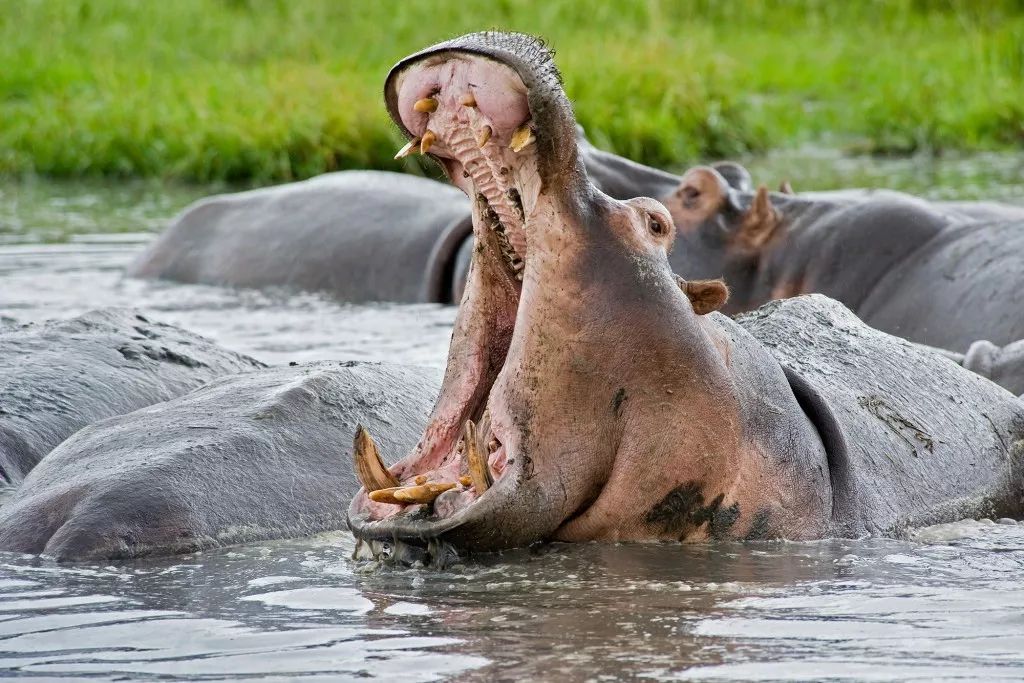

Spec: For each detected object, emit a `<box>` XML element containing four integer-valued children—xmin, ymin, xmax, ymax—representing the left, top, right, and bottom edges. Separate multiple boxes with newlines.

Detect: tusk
<box><xmin>461</xmin><ymin>93</ymin><xmax>477</xmax><ymax>107</ymax></box>
<box><xmin>394</xmin><ymin>482</ymin><xmax>456</xmax><ymax>504</ymax></box>
<box><xmin>476</xmin><ymin>125</ymin><xmax>492</xmax><ymax>148</ymax></box>
<box><xmin>394</xmin><ymin>138</ymin><xmax>420</xmax><ymax>160</ymax></box>
<box><xmin>368</xmin><ymin>482</ymin><xmax>455</xmax><ymax>505</ymax></box>
<box><xmin>779</xmin><ymin>180</ymin><xmax>794</xmax><ymax>194</ymax></box>
<box><xmin>463</xmin><ymin>419</ymin><xmax>493</xmax><ymax>493</ymax></box>
<box><xmin>420</xmin><ymin>130</ymin><xmax>437</xmax><ymax>155</ymax></box>
<box><xmin>353</xmin><ymin>425</ymin><xmax>399</xmax><ymax>492</ymax></box>
<box><xmin>413</xmin><ymin>97</ymin><xmax>438</xmax><ymax>113</ymax></box>
<box><xmin>510</xmin><ymin>123</ymin><xmax>535</xmax><ymax>152</ymax></box>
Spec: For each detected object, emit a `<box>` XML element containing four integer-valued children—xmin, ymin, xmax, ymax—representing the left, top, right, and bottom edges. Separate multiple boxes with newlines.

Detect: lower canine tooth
<box><xmin>353</xmin><ymin>425</ymin><xmax>399</xmax><ymax>492</ymax></box>
<box><xmin>420</xmin><ymin>130</ymin><xmax>437</xmax><ymax>155</ymax></box>
<box><xmin>463</xmin><ymin>419</ymin><xmax>494</xmax><ymax>493</ymax></box>
<box><xmin>510</xmin><ymin>124</ymin><xmax>535</xmax><ymax>152</ymax></box>
<box><xmin>394</xmin><ymin>139</ymin><xmax>419</xmax><ymax>160</ymax></box>
<box><xmin>476</xmin><ymin>125</ymin><xmax>492</xmax><ymax>148</ymax></box>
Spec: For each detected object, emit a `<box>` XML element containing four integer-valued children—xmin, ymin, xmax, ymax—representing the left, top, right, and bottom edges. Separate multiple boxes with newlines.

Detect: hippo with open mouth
<box><xmin>347</xmin><ymin>32</ymin><xmax>1024</xmax><ymax>565</ymax></box>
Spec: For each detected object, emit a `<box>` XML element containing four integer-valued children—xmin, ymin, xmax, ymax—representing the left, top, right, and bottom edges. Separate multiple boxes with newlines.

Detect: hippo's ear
<box><xmin>711</xmin><ymin>161</ymin><xmax>753</xmax><ymax>193</ymax></box>
<box><xmin>677</xmin><ymin>276</ymin><xmax>730</xmax><ymax>315</ymax></box>
<box><xmin>735</xmin><ymin>186</ymin><xmax>782</xmax><ymax>251</ymax></box>
<box><xmin>671</xmin><ymin>166</ymin><xmax>731</xmax><ymax>223</ymax></box>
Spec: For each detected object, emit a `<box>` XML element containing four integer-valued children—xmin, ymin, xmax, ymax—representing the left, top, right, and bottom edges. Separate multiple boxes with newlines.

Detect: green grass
<box><xmin>1</xmin><ymin>0</ymin><xmax>1022</xmax><ymax>183</ymax></box>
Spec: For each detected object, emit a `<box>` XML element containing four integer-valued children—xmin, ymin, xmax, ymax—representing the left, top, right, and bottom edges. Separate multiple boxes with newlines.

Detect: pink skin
<box><xmin>349</xmin><ymin>48</ymin><xmax>831</xmax><ymax>551</ymax></box>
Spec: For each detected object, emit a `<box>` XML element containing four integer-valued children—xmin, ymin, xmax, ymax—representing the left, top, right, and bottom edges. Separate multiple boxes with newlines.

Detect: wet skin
<box><xmin>347</xmin><ymin>32</ymin><xmax>1024</xmax><ymax>564</ymax></box>
<box><xmin>662</xmin><ymin>166</ymin><xmax>1024</xmax><ymax>351</ymax></box>
<box><xmin>0</xmin><ymin>309</ymin><xmax>261</xmax><ymax>487</ymax></box>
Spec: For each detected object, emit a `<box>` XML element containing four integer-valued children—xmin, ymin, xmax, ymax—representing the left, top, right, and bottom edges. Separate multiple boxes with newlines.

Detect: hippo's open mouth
<box><xmin>347</xmin><ymin>33</ymin><xmax>585</xmax><ymax>564</ymax></box>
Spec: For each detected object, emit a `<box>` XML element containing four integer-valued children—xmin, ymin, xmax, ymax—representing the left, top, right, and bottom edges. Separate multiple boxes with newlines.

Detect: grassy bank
<box><xmin>1</xmin><ymin>0</ymin><xmax>1022</xmax><ymax>183</ymax></box>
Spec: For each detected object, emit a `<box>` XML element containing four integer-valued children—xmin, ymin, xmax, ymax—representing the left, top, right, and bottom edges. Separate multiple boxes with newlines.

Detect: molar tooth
<box><xmin>476</xmin><ymin>125</ymin><xmax>492</xmax><ymax>148</ymax></box>
<box><xmin>413</xmin><ymin>97</ymin><xmax>438</xmax><ymax>113</ymax></box>
<box><xmin>420</xmin><ymin>130</ymin><xmax>437</xmax><ymax>155</ymax></box>
<box><xmin>414</xmin><ymin>474</ymin><xmax>428</xmax><ymax>485</ymax></box>
<box><xmin>459</xmin><ymin>475</ymin><xmax>472</xmax><ymax>486</ymax></box>
<box><xmin>393</xmin><ymin>482</ymin><xmax>456</xmax><ymax>504</ymax></box>
<box><xmin>461</xmin><ymin>93</ymin><xmax>477</xmax><ymax>107</ymax></box>
<box><xmin>394</xmin><ymin>138</ymin><xmax>420</xmax><ymax>160</ymax></box>
<box><xmin>463</xmin><ymin>419</ymin><xmax>493</xmax><ymax>493</ymax></box>
<box><xmin>353</xmin><ymin>425</ymin><xmax>399</xmax><ymax>492</ymax></box>
<box><xmin>510</xmin><ymin>124</ymin><xmax>535</xmax><ymax>153</ymax></box>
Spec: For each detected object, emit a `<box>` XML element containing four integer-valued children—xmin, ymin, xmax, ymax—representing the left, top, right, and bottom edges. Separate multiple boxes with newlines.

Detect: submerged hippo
<box><xmin>661</xmin><ymin>165</ymin><xmax>1024</xmax><ymax>351</ymax></box>
<box><xmin>346</xmin><ymin>32</ymin><xmax>1024</xmax><ymax>564</ymax></box>
<box><xmin>128</xmin><ymin>128</ymin><xmax>686</xmax><ymax>306</ymax></box>
<box><xmin>0</xmin><ymin>361</ymin><xmax>441</xmax><ymax>560</ymax></box>
<box><xmin>0</xmin><ymin>309</ymin><xmax>261</xmax><ymax>486</ymax></box>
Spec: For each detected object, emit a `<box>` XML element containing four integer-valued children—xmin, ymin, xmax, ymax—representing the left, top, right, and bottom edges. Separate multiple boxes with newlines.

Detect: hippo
<box><xmin>346</xmin><ymin>32</ymin><xmax>1024</xmax><ymax>565</ymax></box>
<box><xmin>0</xmin><ymin>309</ymin><xmax>261</xmax><ymax>486</ymax></box>
<box><xmin>0</xmin><ymin>361</ymin><xmax>441</xmax><ymax>561</ymax></box>
<box><xmin>128</xmin><ymin>123</ymin><xmax>747</xmax><ymax>306</ymax></box>
<box><xmin>661</xmin><ymin>165</ymin><xmax>1024</xmax><ymax>351</ymax></box>
<box><xmin>128</xmin><ymin>171</ymin><xmax>474</xmax><ymax>305</ymax></box>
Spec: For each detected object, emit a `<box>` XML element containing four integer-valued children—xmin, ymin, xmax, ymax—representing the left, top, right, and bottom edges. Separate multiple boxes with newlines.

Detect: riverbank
<box><xmin>2</xmin><ymin>0</ymin><xmax>1022</xmax><ymax>183</ymax></box>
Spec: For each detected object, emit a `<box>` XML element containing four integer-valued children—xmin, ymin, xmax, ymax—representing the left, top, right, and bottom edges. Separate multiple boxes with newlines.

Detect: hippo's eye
<box><xmin>648</xmin><ymin>216</ymin><xmax>666</xmax><ymax>236</ymax></box>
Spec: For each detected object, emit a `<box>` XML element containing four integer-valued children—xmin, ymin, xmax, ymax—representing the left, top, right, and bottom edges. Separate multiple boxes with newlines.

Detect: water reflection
<box><xmin>0</xmin><ymin>523</ymin><xmax>1022</xmax><ymax>680</ymax></box>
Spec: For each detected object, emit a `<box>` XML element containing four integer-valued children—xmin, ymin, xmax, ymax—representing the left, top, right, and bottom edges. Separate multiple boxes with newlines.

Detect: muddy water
<box><xmin>0</xmin><ymin>153</ymin><xmax>1023</xmax><ymax>681</ymax></box>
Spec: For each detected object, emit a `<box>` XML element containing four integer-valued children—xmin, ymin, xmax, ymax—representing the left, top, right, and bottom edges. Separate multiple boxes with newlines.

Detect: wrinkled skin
<box><xmin>0</xmin><ymin>309</ymin><xmax>262</xmax><ymax>487</ymax></box>
<box><xmin>0</xmin><ymin>361</ymin><xmax>441</xmax><ymax>561</ymax></box>
<box><xmin>662</xmin><ymin>165</ymin><xmax>1024</xmax><ymax>350</ymax></box>
<box><xmin>347</xmin><ymin>32</ymin><xmax>1024</xmax><ymax>564</ymax></box>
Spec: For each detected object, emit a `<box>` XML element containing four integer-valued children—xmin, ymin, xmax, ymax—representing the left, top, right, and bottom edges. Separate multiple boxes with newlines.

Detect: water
<box><xmin>1</xmin><ymin>152</ymin><xmax>1023</xmax><ymax>681</ymax></box>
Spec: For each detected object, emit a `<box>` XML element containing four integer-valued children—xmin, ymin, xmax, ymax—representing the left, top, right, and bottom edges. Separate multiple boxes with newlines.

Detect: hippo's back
<box><xmin>735</xmin><ymin>295</ymin><xmax>1024</xmax><ymax>535</ymax></box>
<box><xmin>0</xmin><ymin>309</ymin><xmax>262</xmax><ymax>486</ymax></box>
<box><xmin>129</xmin><ymin>171</ymin><xmax>471</xmax><ymax>303</ymax></box>
<box><xmin>0</xmin><ymin>361</ymin><xmax>441</xmax><ymax>561</ymax></box>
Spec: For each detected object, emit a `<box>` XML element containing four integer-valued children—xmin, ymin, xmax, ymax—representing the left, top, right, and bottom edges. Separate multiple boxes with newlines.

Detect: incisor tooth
<box><xmin>394</xmin><ymin>138</ymin><xmax>419</xmax><ymax>160</ymax></box>
<box><xmin>476</xmin><ymin>125</ymin><xmax>492</xmax><ymax>148</ymax></box>
<box><xmin>420</xmin><ymin>130</ymin><xmax>437</xmax><ymax>155</ymax></box>
<box><xmin>510</xmin><ymin>124</ymin><xmax>535</xmax><ymax>152</ymax></box>
<box><xmin>463</xmin><ymin>419</ymin><xmax>493</xmax><ymax>493</ymax></box>
<box><xmin>393</xmin><ymin>482</ymin><xmax>456</xmax><ymax>504</ymax></box>
<box><xmin>413</xmin><ymin>97</ymin><xmax>438</xmax><ymax>113</ymax></box>
<box><xmin>461</xmin><ymin>93</ymin><xmax>477</xmax><ymax>107</ymax></box>
<box><xmin>353</xmin><ymin>426</ymin><xmax>399</xmax><ymax>492</ymax></box>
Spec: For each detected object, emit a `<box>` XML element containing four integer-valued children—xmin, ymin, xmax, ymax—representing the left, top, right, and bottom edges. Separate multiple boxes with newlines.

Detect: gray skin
<box><xmin>346</xmin><ymin>32</ymin><xmax>1024</xmax><ymax>563</ymax></box>
<box><xmin>128</xmin><ymin>171</ymin><xmax>474</xmax><ymax>305</ymax></box>
<box><xmin>127</xmin><ymin>132</ymin><xmax>691</xmax><ymax>306</ymax></box>
<box><xmin>0</xmin><ymin>361</ymin><xmax>441</xmax><ymax>561</ymax></box>
<box><xmin>0</xmin><ymin>309</ymin><xmax>262</xmax><ymax>487</ymax></box>
<box><xmin>945</xmin><ymin>339</ymin><xmax>1024</xmax><ymax>398</ymax></box>
<box><xmin>663</xmin><ymin>167</ymin><xmax>1024</xmax><ymax>351</ymax></box>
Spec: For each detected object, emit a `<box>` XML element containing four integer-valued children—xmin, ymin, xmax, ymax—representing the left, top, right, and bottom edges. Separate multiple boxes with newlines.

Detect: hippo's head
<box><xmin>660</xmin><ymin>166</ymin><xmax>793</xmax><ymax>313</ymax></box>
<box><xmin>348</xmin><ymin>33</ymin><xmax>738</xmax><ymax>563</ymax></box>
